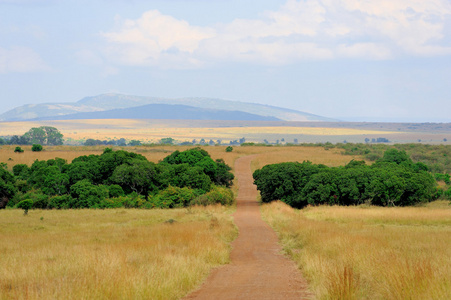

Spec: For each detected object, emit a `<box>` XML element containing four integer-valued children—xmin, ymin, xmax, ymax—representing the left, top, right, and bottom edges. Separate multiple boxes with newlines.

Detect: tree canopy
<box><xmin>4</xmin><ymin>148</ymin><xmax>234</xmax><ymax>210</ymax></box>
<box><xmin>253</xmin><ymin>151</ymin><xmax>439</xmax><ymax>208</ymax></box>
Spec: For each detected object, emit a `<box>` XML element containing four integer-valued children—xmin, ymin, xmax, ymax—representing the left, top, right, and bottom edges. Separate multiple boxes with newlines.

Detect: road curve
<box><xmin>184</xmin><ymin>155</ymin><xmax>312</xmax><ymax>300</ymax></box>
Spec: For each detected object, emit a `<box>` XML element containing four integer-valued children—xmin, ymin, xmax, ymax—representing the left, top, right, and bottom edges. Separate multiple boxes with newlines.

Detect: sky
<box><xmin>1</xmin><ymin>0</ymin><xmax>451</xmax><ymax>122</ymax></box>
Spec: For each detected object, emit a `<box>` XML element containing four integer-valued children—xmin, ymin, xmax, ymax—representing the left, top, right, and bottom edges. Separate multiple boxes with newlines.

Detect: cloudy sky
<box><xmin>1</xmin><ymin>0</ymin><xmax>451</xmax><ymax>122</ymax></box>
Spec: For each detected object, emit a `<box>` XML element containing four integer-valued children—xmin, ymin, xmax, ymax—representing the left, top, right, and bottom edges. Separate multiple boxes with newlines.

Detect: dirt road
<box><xmin>185</xmin><ymin>155</ymin><xmax>312</xmax><ymax>300</ymax></box>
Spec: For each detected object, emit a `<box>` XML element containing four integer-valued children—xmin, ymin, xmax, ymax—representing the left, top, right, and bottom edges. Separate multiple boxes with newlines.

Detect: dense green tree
<box><xmin>42</xmin><ymin>126</ymin><xmax>64</xmax><ymax>145</ymax></box>
<box><xmin>111</xmin><ymin>160</ymin><xmax>159</xmax><ymax>195</ymax></box>
<box><xmin>6</xmin><ymin>147</ymin><xmax>233</xmax><ymax>210</ymax></box>
<box><xmin>13</xmin><ymin>164</ymin><xmax>30</xmax><ymax>180</ymax></box>
<box><xmin>160</xmin><ymin>137</ymin><xmax>175</xmax><ymax>145</ymax></box>
<box><xmin>128</xmin><ymin>140</ymin><xmax>142</xmax><ymax>146</ymax></box>
<box><xmin>0</xmin><ymin>166</ymin><xmax>17</xmax><ymax>209</ymax></box>
<box><xmin>253</xmin><ymin>150</ymin><xmax>437</xmax><ymax>208</ymax></box>
<box><xmin>42</xmin><ymin>166</ymin><xmax>70</xmax><ymax>195</ymax></box>
<box><xmin>24</xmin><ymin>127</ymin><xmax>46</xmax><ymax>144</ymax></box>
<box><xmin>213</xmin><ymin>159</ymin><xmax>234</xmax><ymax>187</ymax></box>
<box><xmin>253</xmin><ymin>161</ymin><xmax>326</xmax><ymax>208</ymax></box>
<box><xmin>378</xmin><ymin>149</ymin><xmax>411</xmax><ymax>165</ymax></box>
<box><xmin>70</xmin><ymin>180</ymin><xmax>109</xmax><ymax>208</ymax></box>
<box><xmin>23</xmin><ymin>126</ymin><xmax>63</xmax><ymax>145</ymax></box>
<box><xmin>163</xmin><ymin>148</ymin><xmax>233</xmax><ymax>187</ymax></box>
<box><xmin>160</xmin><ymin>164</ymin><xmax>212</xmax><ymax>193</ymax></box>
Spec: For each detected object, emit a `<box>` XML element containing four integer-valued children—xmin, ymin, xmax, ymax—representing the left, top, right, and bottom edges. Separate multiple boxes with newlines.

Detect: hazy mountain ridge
<box><xmin>0</xmin><ymin>93</ymin><xmax>337</xmax><ymax>122</ymax></box>
<box><xmin>35</xmin><ymin>104</ymin><xmax>281</xmax><ymax>121</ymax></box>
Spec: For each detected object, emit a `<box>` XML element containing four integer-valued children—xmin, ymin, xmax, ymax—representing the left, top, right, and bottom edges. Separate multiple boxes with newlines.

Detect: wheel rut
<box><xmin>184</xmin><ymin>155</ymin><xmax>312</xmax><ymax>300</ymax></box>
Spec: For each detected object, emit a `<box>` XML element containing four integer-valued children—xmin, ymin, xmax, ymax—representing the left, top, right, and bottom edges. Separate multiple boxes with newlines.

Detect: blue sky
<box><xmin>1</xmin><ymin>0</ymin><xmax>451</xmax><ymax>122</ymax></box>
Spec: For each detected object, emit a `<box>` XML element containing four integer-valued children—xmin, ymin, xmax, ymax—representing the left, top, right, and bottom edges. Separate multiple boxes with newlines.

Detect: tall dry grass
<box><xmin>0</xmin><ymin>145</ymin><xmax>356</xmax><ymax>173</ymax></box>
<box><xmin>249</xmin><ymin>146</ymin><xmax>359</xmax><ymax>171</ymax></box>
<box><xmin>0</xmin><ymin>206</ymin><xmax>237</xmax><ymax>300</ymax></box>
<box><xmin>261</xmin><ymin>201</ymin><xmax>451</xmax><ymax>300</ymax></box>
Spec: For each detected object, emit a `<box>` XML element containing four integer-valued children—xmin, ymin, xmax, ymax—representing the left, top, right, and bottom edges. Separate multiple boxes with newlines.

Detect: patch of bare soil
<box><xmin>185</xmin><ymin>155</ymin><xmax>312</xmax><ymax>300</ymax></box>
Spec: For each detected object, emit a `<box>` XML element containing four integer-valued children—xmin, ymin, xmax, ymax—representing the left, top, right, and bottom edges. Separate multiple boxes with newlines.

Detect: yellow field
<box><xmin>0</xmin><ymin>206</ymin><xmax>237</xmax><ymax>300</ymax></box>
<box><xmin>1</xmin><ymin>143</ymin><xmax>450</xmax><ymax>299</ymax></box>
<box><xmin>261</xmin><ymin>201</ymin><xmax>451</xmax><ymax>300</ymax></box>
<box><xmin>0</xmin><ymin>119</ymin><xmax>399</xmax><ymax>144</ymax></box>
<box><xmin>0</xmin><ymin>145</ymin><xmax>359</xmax><ymax>173</ymax></box>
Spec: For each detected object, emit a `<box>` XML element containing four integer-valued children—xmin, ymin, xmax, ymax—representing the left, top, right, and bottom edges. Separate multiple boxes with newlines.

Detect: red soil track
<box><xmin>185</xmin><ymin>155</ymin><xmax>312</xmax><ymax>300</ymax></box>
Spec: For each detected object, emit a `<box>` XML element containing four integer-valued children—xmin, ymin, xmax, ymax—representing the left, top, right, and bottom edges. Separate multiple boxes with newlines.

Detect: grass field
<box><xmin>0</xmin><ymin>145</ymin><xmax>359</xmax><ymax>172</ymax></box>
<box><xmin>0</xmin><ymin>119</ymin><xmax>420</xmax><ymax>144</ymax></box>
<box><xmin>1</xmin><ymin>144</ymin><xmax>450</xmax><ymax>299</ymax></box>
<box><xmin>0</xmin><ymin>206</ymin><xmax>237</xmax><ymax>300</ymax></box>
<box><xmin>261</xmin><ymin>201</ymin><xmax>451</xmax><ymax>300</ymax></box>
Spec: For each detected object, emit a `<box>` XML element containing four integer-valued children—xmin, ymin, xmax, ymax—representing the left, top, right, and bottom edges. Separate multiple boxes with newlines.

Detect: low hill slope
<box><xmin>34</xmin><ymin>104</ymin><xmax>280</xmax><ymax>121</ymax></box>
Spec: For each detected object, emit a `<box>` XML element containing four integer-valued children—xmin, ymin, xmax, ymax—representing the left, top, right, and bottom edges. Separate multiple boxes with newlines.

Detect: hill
<box><xmin>34</xmin><ymin>104</ymin><xmax>280</xmax><ymax>121</ymax></box>
<box><xmin>0</xmin><ymin>93</ymin><xmax>337</xmax><ymax>122</ymax></box>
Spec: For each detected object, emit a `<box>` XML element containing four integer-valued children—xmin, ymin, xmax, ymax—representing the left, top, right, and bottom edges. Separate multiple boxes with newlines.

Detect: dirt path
<box><xmin>185</xmin><ymin>155</ymin><xmax>312</xmax><ymax>300</ymax></box>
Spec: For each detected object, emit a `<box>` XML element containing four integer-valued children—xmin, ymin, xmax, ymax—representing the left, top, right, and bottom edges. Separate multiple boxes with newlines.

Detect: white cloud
<box><xmin>102</xmin><ymin>0</ymin><xmax>451</xmax><ymax>68</ymax></box>
<box><xmin>0</xmin><ymin>46</ymin><xmax>51</xmax><ymax>73</ymax></box>
<box><xmin>102</xmin><ymin>10</ymin><xmax>215</xmax><ymax>68</ymax></box>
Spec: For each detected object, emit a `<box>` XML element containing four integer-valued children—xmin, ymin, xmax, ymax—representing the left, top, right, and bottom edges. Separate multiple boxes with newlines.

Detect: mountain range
<box><xmin>0</xmin><ymin>94</ymin><xmax>337</xmax><ymax>122</ymax></box>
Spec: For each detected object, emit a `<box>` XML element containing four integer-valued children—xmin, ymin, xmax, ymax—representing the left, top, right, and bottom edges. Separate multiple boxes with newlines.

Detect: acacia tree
<box><xmin>24</xmin><ymin>126</ymin><xmax>63</xmax><ymax>145</ymax></box>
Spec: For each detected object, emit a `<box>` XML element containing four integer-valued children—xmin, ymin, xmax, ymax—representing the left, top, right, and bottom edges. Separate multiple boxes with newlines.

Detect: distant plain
<box><xmin>1</xmin><ymin>119</ymin><xmax>451</xmax><ymax>145</ymax></box>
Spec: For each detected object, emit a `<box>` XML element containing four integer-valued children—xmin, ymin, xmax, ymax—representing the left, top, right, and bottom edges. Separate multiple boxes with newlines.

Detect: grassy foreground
<box><xmin>0</xmin><ymin>206</ymin><xmax>237</xmax><ymax>300</ymax></box>
<box><xmin>261</xmin><ymin>201</ymin><xmax>451</xmax><ymax>300</ymax></box>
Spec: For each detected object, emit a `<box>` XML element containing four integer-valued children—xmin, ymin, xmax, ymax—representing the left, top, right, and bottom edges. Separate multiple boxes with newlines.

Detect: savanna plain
<box><xmin>1</xmin><ymin>144</ymin><xmax>450</xmax><ymax>299</ymax></box>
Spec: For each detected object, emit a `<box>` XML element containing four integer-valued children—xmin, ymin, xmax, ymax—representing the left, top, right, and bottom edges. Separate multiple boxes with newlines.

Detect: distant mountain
<box><xmin>35</xmin><ymin>104</ymin><xmax>280</xmax><ymax>121</ymax></box>
<box><xmin>0</xmin><ymin>93</ymin><xmax>337</xmax><ymax>122</ymax></box>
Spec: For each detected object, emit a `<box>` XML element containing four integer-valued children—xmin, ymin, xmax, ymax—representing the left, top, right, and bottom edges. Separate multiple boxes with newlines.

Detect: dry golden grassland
<box><xmin>261</xmin><ymin>201</ymin><xmax>451</xmax><ymax>300</ymax></box>
<box><xmin>0</xmin><ymin>206</ymin><xmax>237</xmax><ymax>300</ymax></box>
<box><xmin>0</xmin><ymin>119</ymin><xmax>400</xmax><ymax>144</ymax></box>
<box><xmin>0</xmin><ymin>145</ymin><xmax>356</xmax><ymax>172</ymax></box>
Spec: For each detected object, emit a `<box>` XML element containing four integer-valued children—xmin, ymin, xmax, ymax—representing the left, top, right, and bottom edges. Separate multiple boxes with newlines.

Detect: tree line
<box><xmin>0</xmin><ymin>126</ymin><xmax>64</xmax><ymax>146</ymax></box>
<box><xmin>0</xmin><ymin>148</ymin><xmax>234</xmax><ymax>211</ymax></box>
<box><xmin>253</xmin><ymin>149</ymin><xmax>446</xmax><ymax>208</ymax></box>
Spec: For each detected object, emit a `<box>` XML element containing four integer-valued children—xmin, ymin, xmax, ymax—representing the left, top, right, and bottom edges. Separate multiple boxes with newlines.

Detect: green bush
<box><xmin>48</xmin><ymin>195</ymin><xmax>73</xmax><ymax>209</ymax></box>
<box><xmin>32</xmin><ymin>144</ymin><xmax>43</xmax><ymax>152</ymax></box>
<box><xmin>14</xmin><ymin>147</ymin><xmax>24</xmax><ymax>153</ymax></box>
<box><xmin>148</xmin><ymin>186</ymin><xmax>199</xmax><ymax>208</ymax></box>
<box><xmin>121</xmin><ymin>193</ymin><xmax>147</xmax><ymax>208</ymax></box>
<box><xmin>70</xmin><ymin>180</ymin><xmax>109</xmax><ymax>208</ymax></box>
<box><xmin>192</xmin><ymin>186</ymin><xmax>234</xmax><ymax>206</ymax></box>
<box><xmin>17</xmin><ymin>199</ymin><xmax>33</xmax><ymax>215</ymax></box>
<box><xmin>226</xmin><ymin>146</ymin><xmax>233</xmax><ymax>152</ymax></box>
<box><xmin>108</xmin><ymin>184</ymin><xmax>125</xmax><ymax>198</ymax></box>
<box><xmin>97</xmin><ymin>197</ymin><xmax>125</xmax><ymax>209</ymax></box>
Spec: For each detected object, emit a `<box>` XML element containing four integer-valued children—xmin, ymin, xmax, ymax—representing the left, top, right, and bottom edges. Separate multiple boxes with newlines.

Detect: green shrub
<box><xmin>148</xmin><ymin>186</ymin><xmax>199</xmax><ymax>208</ymax></box>
<box><xmin>17</xmin><ymin>199</ymin><xmax>33</xmax><ymax>215</ymax></box>
<box><xmin>108</xmin><ymin>184</ymin><xmax>125</xmax><ymax>198</ymax></box>
<box><xmin>31</xmin><ymin>144</ymin><xmax>43</xmax><ymax>152</ymax></box>
<box><xmin>48</xmin><ymin>195</ymin><xmax>74</xmax><ymax>209</ymax></box>
<box><xmin>70</xmin><ymin>180</ymin><xmax>109</xmax><ymax>208</ymax></box>
<box><xmin>225</xmin><ymin>146</ymin><xmax>233</xmax><ymax>152</ymax></box>
<box><xmin>14</xmin><ymin>147</ymin><xmax>24</xmax><ymax>153</ymax></box>
<box><xmin>97</xmin><ymin>197</ymin><xmax>125</xmax><ymax>209</ymax></box>
<box><xmin>121</xmin><ymin>192</ymin><xmax>147</xmax><ymax>208</ymax></box>
<box><xmin>192</xmin><ymin>186</ymin><xmax>234</xmax><ymax>206</ymax></box>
